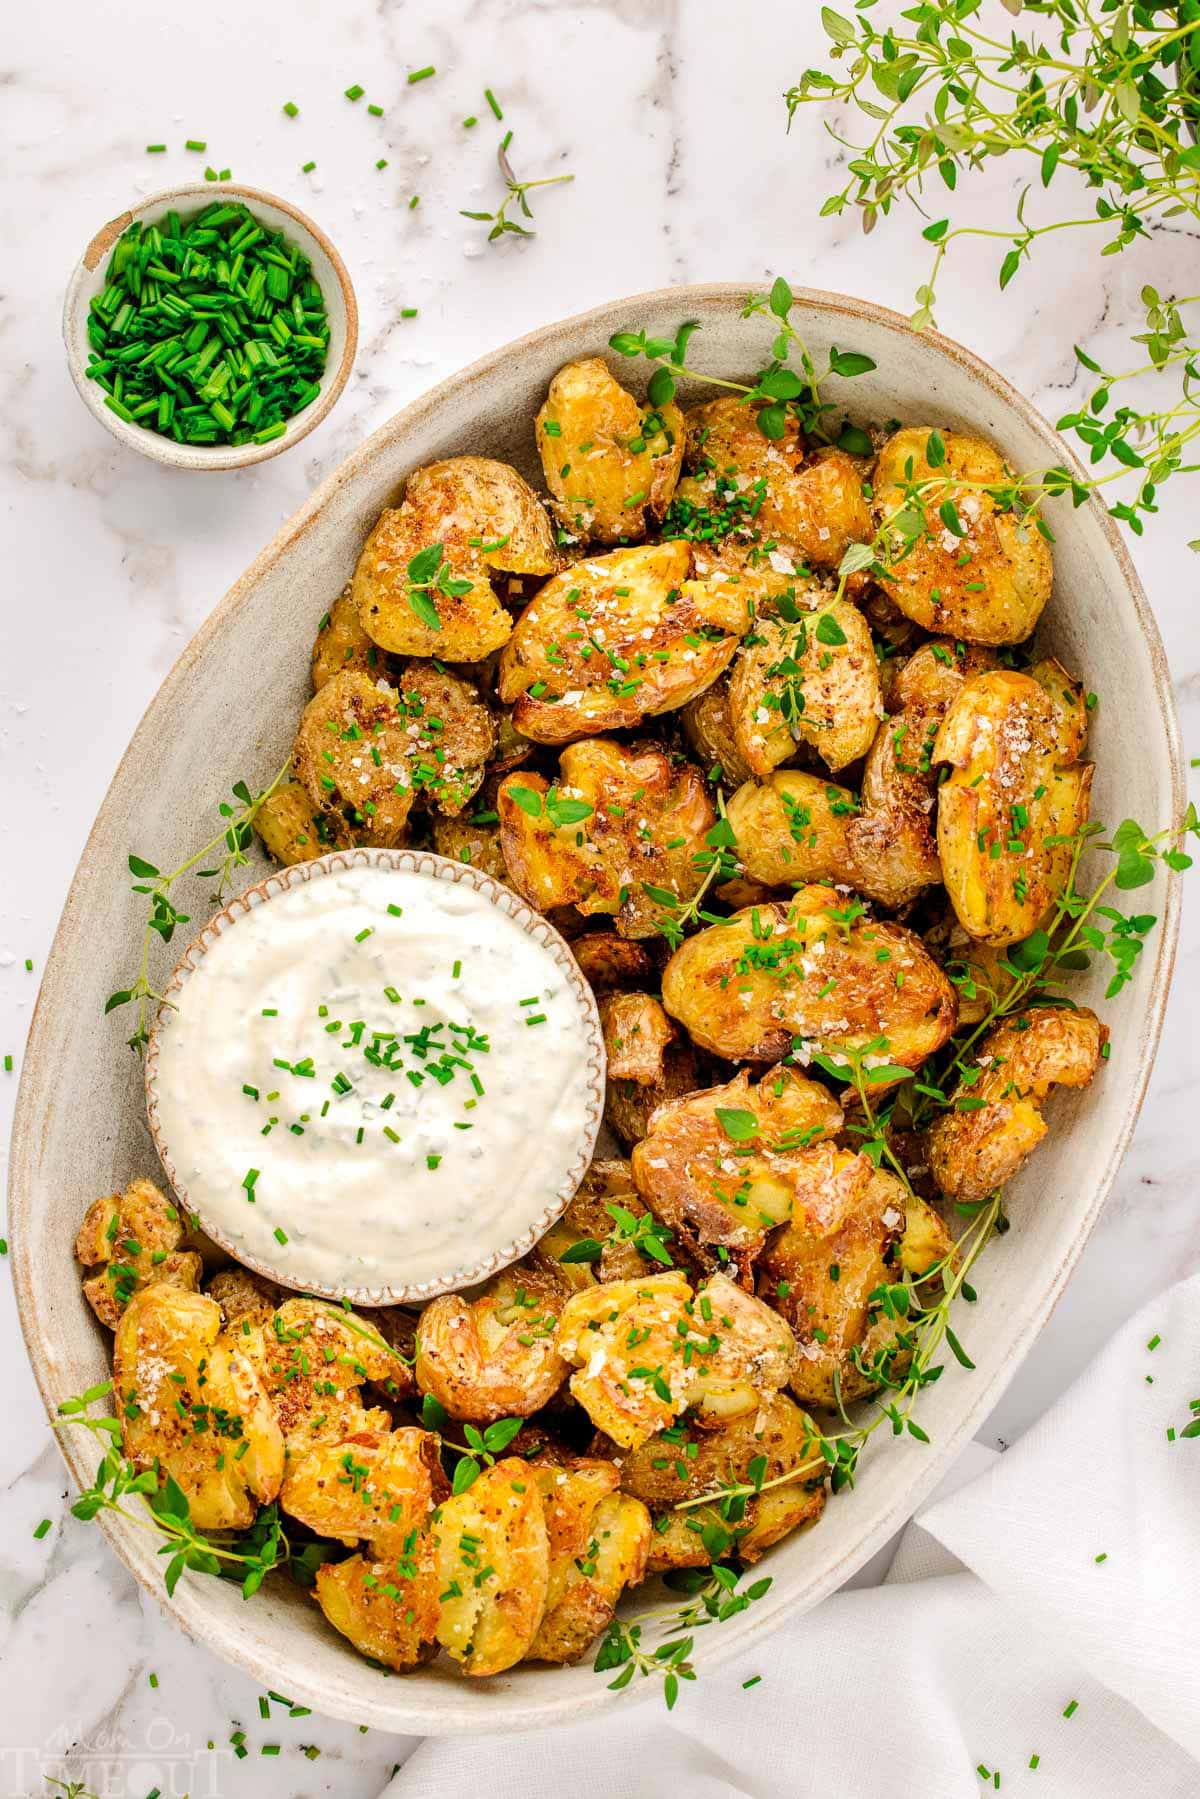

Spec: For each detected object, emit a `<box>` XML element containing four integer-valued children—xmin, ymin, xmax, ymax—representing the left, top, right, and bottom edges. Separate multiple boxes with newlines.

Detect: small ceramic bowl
<box><xmin>144</xmin><ymin>846</ymin><xmax>606</xmax><ymax>1304</ymax></box>
<box><xmin>62</xmin><ymin>182</ymin><xmax>358</xmax><ymax>471</ymax></box>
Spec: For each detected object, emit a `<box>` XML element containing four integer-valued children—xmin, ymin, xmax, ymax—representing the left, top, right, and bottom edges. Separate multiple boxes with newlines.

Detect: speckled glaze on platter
<box><xmin>8</xmin><ymin>287</ymin><xmax>1183</xmax><ymax>1735</ymax></box>
<box><xmin>144</xmin><ymin>846</ymin><xmax>606</xmax><ymax>1305</ymax></box>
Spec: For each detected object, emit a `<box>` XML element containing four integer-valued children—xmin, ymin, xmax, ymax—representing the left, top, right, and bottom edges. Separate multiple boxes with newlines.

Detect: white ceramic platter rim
<box><xmin>9</xmin><ymin>285</ymin><xmax>1184</xmax><ymax>1734</ymax></box>
<box><xmin>143</xmin><ymin>846</ymin><xmax>606</xmax><ymax>1304</ymax></box>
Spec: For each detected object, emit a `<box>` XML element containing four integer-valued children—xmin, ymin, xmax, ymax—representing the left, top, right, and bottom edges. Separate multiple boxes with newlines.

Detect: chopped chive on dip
<box><xmin>83</xmin><ymin>201</ymin><xmax>330</xmax><ymax>448</ymax></box>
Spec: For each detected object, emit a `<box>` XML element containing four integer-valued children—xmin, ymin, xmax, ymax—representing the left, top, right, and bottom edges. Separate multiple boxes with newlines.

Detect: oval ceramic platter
<box><xmin>9</xmin><ymin>287</ymin><xmax>1184</xmax><ymax>1734</ymax></box>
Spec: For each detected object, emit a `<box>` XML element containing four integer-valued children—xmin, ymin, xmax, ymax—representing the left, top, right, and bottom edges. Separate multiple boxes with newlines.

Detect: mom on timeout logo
<box><xmin>1</xmin><ymin>1716</ymin><xmax>232</xmax><ymax>1799</ymax></box>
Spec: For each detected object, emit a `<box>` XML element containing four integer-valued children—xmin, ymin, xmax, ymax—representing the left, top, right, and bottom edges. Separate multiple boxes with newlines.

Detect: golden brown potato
<box><xmin>630</xmin><ymin>1066</ymin><xmax>843</xmax><ymax>1258</ymax></box>
<box><xmin>115</xmin><ymin>1285</ymin><xmax>284</xmax><ymax>1530</ymax></box>
<box><xmin>294</xmin><ymin>666</ymin><xmax>495</xmax><ymax>846</ymax></box>
<box><xmin>685</xmin><ymin>1272</ymin><xmax>800</xmax><ymax>1421</ymax></box>
<box><xmin>283</xmin><ymin>1424</ymin><xmax>443</xmax><ymax>1547</ymax></box>
<box><xmin>935</xmin><ymin>661</ymin><xmax>1093</xmax><ymax>945</ymax></box>
<box><xmin>526</xmin><ymin>1456</ymin><xmax>651</xmax><ymax>1664</ymax></box>
<box><xmin>204</xmin><ymin>1268</ymin><xmax>282</xmax><ymax>1333</ymax></box>
<box><xmin>677</xmin><ymin>399</ymin><xmax>871</xmax><ymax>571</ymax></box>
<box><xmin>873</xmin><ymin>427</ymin><xmax>1053</xmax><ymax>644</ymax></box>
<box><xmin>681</xmin><ymin>676</ymin><xmax>757</xmax><ymax>789</ymax></box>
<box><xmin>727</xmin><ymin>599</ymin><xmax>881</xmax><ymax>776</ymax></box>
<box><xmin>75</xmin><ymin>1178</ymin><xmax>201</xmax><ymax>1329</ymax></box>
<box><xmin>556</xmin><ymin>1271</ymin><xmax>695</xmax><ymax>1448</ymax></box>
<box><xmin>497</xmin><ymin>541</ymin><xmax>751</xmax><ymax>743</ymax></box>
<box><xmin>758</xmin><ymin>1158</ymin><xmax>912</xmax><ymax>1407</ymax></box>
<box><xmin>599</xmin><ymin>991</ymin><xmax>677</xmax><ymax>1084</ymax></box>
<box><xmin>431</xmin><ymin>1457</ymin><xmax>550</xmax><ymax>1675</ymax></box>
<box><xmin>314</xmin><ymin>1540</ymin><xmax>440</xmax><ymax>1672</ymax></box>
<box><xmin>899</xmin><ymin>1192</ymin><xmax>956</xmax><ymax>1278</ymax></box>
<box><xmin>253</xmin><ymin>779</ymin><xmax>341</xmax><ymax>866</ymax></box>
<box><xmin>660</xmin><ymin>889</ymin><xmax>957</xmax><ymax>1069</ymax></box>
<box><xmin>414</xmin><ymin>1265</ymin><xmax>568</xmax><ymax>1424</ymax></box>
<box><xmin>572</xmin><ymin>933</ymin><xmax>655</xmax><ymax>994</ymax></box>
<box><xmin>354</xmin><ymin>456</ymin><xmax>558</xmax><ymax>661</ymax></box>
<box><xmin>536</xmin><ymin>357</ymin><xmax>684</xmax><ymax>545</ymax></box>
<box><xmin>605</xmin><ymin>1032</ymin><xmax>700</xmax><ymax>1148</ymax></box>
<box><xmin>312</xmin><ymin>589</ymin><xmax>387</xmax><ymax>691</ymax></box>
<box><xmin>431</xmin><ymin>810</ymin><xmax>510</xmax><ymax>882</ymax></box>
<box><xmin>604</xmin><ymin>1391</ymin><xmax>826</xmax><ymax>1568</ymax></box>
<box><xmin>497</xmin><ymin>738</ymin><xmax>716</xmax><ymax>940</ymax></box>
<box><xmin>262</xmin><ymin>1298</ymin><xmax>404</xmax><ymax>1445</ymax></box>
<box><xmin>927</xmin><ymin>1005</ymin><xmax>1106</xmax><ymax>1202</ymax></box>
<box><xmin>530</xmin><ymin>1159</ymin><xmax>656</xmax><ymax>1291</ymax></box>
<box><xmin>726</xmin><ymin>770</ymin><xmax>856</xmax><ymax>891</ymax></box>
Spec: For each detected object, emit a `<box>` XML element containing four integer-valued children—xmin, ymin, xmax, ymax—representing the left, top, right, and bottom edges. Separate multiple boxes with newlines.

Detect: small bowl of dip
<box><xmin>145</xmin><ymin>848</ymin><xmax>606</xmax><ymax>1303</ymax></box>
<box><xmin>62</xmin><ymin>182</ymin><xmax>358</xmax><ymax>471</ymax></box>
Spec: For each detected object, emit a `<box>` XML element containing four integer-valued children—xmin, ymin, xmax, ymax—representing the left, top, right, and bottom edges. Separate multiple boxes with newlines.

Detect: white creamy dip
<box><xmin>150</xmin><ymin>864</ymin><xmax>597</xmax><ymax>1292</ymax></box>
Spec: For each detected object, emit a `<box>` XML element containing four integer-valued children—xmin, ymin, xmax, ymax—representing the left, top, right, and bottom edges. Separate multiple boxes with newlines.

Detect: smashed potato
<box><xmin>414</xmin><ymin>1265</ymin><xmax>568</xmax><ymax>1423</ymax></box>
<box><xmin>527</xmin><ymin>1455</ymin><xmax>651</xmax><ymax>1664</ymax></box>
<box><xmin>75</xmin><ymin>1178</ymin><xmax>201</xmax><ymax>1329</ymax></box>
<box><xmin>571</xmin><ymin>932</ymin><xmax>655</xmax><ymax>994</ymax></box>
<box><xmin>312</xmin><ymin>589</ymin><xmax>387</xmax><ymax>690</ymax></box>
<box><xmin>262</xmin><ymin>1298</ymin><xmax>405</xmax><ymax>1445</ymax></box>
<box><xmin>660</xmin><ymin>889</ymin><xmax>957</xmax><ymax>1068</ymax></box>
<box><xmin>497</xmin><ymin>737</ymin><xmax>715</xmax><ymax>939</ymax></box>
<box><xmin>205</xmin><ymin>1267</ymin><xmax>282</xmax><ymax>1332</ymax></box>
<box><xmin>115</xmin><ymin>1285</ymin><xmax>283</xmax><ymax>1530</ymax></box>
<box><xmin>253</xmin><ymin>779</ymin><xmax>340</xmax><ymax>866</ymax></box>
<box><xmin>927</xmin><ymin>1005</ymin><xmax>1106</xmax><ymax>1202</ymax></box>
<box><xmin>681</xmin><ymin>675</ymin><xmax>757</xmax><ymax>789</ymax></box>
<box><xmin>315</xmin><ymin>1539</ymin><xmax>440</xmax><ymax>1672</ymax></box>
<box><xmin>935</xmin><ymin>661</ymin><xmax>1093</xmax><ymax>945</ymax></box>
<box><xmin>873</xmin><ymin>427</ymin><xmax>1053</xmax><ymax>644</ymax></box>
<box><xmin>497</xmin><ymin>541</ymin><xmax>751</xmax><ymax>742</ymax></box>
<box><xmin>726</xmin><ymin>769</ymin><xmax>857</xmax><ymax>890</ymax></box>
<box><xmin>354</xmin><ymin>455</ymin><xmax>558</xmax><ymax>661</ymax></box>
<box><xmin>430</xmin><ymin>808</ymin><xmax>510</xmax><ymax>882</ymax></box>
<box><xmin>599</xmin><ymin>991</ymin><xmax>677</xmax><ymax>1085</ymax></box>
<box><xmin>630</xmin><ymin>1066</ymin><xmax>843</xmax><ymax>1259</ymax></box>
<box><xmin>536</xmin><ymin>357</ymin><xmax>684</xmax><ymax>544</ymax></box>
<box><xmin>282</xmin><ymin>1424</ymin><xmax>443</xmax><ymax>1548</ymax></box>
<box><xmin>432</xmin><ymin>1458</ymin><xmax>550</xmax><ymax>1675</ymax></box>
<box><xmin>727</xmin><ymin>599</ymin><xmax>881</xmax><ymax>776</ymax></box>
<box><xmin>531</xmin><ymin>1159</ymin><xmax>656</xmax><ymax>1291</ymax></box>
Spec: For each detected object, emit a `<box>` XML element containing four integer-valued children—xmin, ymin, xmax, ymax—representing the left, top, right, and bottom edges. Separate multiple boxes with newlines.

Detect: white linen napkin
<box><xmin>388</xmin><ymin>1271</ymin><xmax>1200</xmax><ymax>1799</ymax></box>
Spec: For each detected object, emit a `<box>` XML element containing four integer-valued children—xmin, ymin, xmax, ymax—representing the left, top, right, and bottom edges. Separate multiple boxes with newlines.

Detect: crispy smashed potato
<box><xmin>263</xmin><ymin>1298</ymin><xmax>405</xmax><ymax>1446</ymax></box>
<box><xmin>531</xmin><ymin>1159</ymin><xmax>655</xmax><ymax>1291</ymax></box>
<box><xmin>431</xmin><ymin>809</ymin><xmax>510</xmax><ymax>881</ymax></box>
<box><xmin>497</xmin><ymin>737</ymin><xmax>715</xmax><ymax>939</ymax></box>
<box><xmin>205</xmin><ymin>1268</ymin><xmax>282</xmax><ymax>1332</ymax></box>
<box><xmin>599</xmin><ymin>991</ymin><xmax>677</xmax><ymax>1084</ymax></box>
<box><xmin>115</xmin><ymin>1285</ymin><xmax>283</xmax><ymax>1529</ymax></box>
<box><xmin>527</xmin><ymin>1455</ymin><xmax>651</xmax><ymax>1664</ymax></box>
<box><xmin>758</xmin><ymin>1157</ymin><xmax>913</xmax><ymax>1407</ymax></box>
<box><xmin>414</xmin><ymin>1265</ymin><xmax>568</xmax><ymax>1423</ymax></box>
<box><xmin>681</xmin><ymin>675</ymin><xmax>757</xmax><ymax>789</ymax></box>
<box><xmin>253</xmin><ymin>779</ymin><xmax>340</xmax><ymax>866</ymax></box>
<box><xmin>728</xmin><ymin>599</ymin><xmax>881</xmax><ymax>776</ymax></box>
<box><xmin>293</xmin><ymin>666</ymin><xmax>495</xmax><ymax>846</ymax></box>
<box><xmin>873</xmin><ymin>427</ymin><xmax>1053</xmax><ymax>644</ymax></box>
<box><xmin>536</xmin><ymin>357</ymin><xmax>684</xmax><ymax>545</ymax></box>
<box><xmin>75</xmin><ymin>1178</ymin><xmax>201</xmax><ymax>1329</ymax></box>
<box><xmin>661</xmin><ymin>888</ymin><xmax>957</xmax><ymax>1068</ymax></box>
<box><xmin>312</xmin><ymin>589</ymin><xmax>387</xmax><ymax>690</ymax></box>
<box><xmin>630</xmin><ymin>1066</ymin><xmax>843</xmax><ymax>1259</ymax></box>
<box><xmin>571</xmin><ymin>933</ymin><xmax>655</xmax><ymax>993</ymax></box>
<box><xmin>497</xmin><ymin>541</ymin><xmax>751</xmax><ymax>742</ymax></box>
<box><xmin>927</xmin><ymin>1005</ymin><xmax>1106</xmax><ymax>1202</ymax></box>
<box><xmin>605</xmin><ymin>1029</ymin><xmax>700</xmax><ymax>1148</ymax></box>
<box><xmin>283</xmin><ymin>1424</ymin><xmax>443</xmax><ymax>1547</ymax></box>
<box><xmin>935</xmin><ymin>661</ymin><xmax>1092</xmax><ymax>945</ymax></box>
<box><xmin>315</xmin><ymin>1540</ymin><xmax>440</xmax><ymax>1672</ymax></box>
<box><xmin>431</xmin><ymin>1458</ymin><xmax>550</xmax><ymax>1675</ymax></box>
<box><xmin>354</xmin><ymin>455</ymin><xmax>558</xmax><ymax>661</ymax></box>
<box><xmin>726</xmin><ymin>769</ymin><xmax>857</xmax><ymax>891</ymax></box>
<box><xmin>605</xmin><ymin>1391</ymin><xmax>826</xmax><ymax>1568</ymax></box>
<box><xmin>675</xmin><ymin>399</ymin><xmax>871</xmax><ymax>571</ymax></box>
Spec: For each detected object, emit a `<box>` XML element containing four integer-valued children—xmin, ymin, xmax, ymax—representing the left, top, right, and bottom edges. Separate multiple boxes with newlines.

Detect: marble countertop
<box><xmin>1</xmin><ymin>1</ymin><xmax>1196</xmax><ymax>1792</ymax></box>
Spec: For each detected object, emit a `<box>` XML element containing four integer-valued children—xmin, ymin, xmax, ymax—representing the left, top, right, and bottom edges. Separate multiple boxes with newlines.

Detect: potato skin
<box><xmin>497</xmin><ymin>541</ymin><xmax>751</xmax><ymax>743</ymax></box>
<box><xmin>536</xmin><ymin>357</ymin><xmax>684</xmax><ymax>545</ymax></box>
<box><xmin>728</xmin><ymin>600</ymin><xmax>881</xmax><ymax>777</ymax></box>
<box><xmin>115</xmin><ymin>1285</ymin><xmax>284</xmax><ymax>1530</ymax></box>
<box><xmin>526</xmin><ymin>1458</ymin><xmax>651</xmax><ymax>1664</ymax></box>
<box><xmin>935</xmin><ymin>661</ymin><xmax>1092</xmax><ymax>945</ymax></box>
<box><xmin>312</xmin><ymin>589</ymin><xmax>388</xmax><ymax>691</ymax></box>
<box><xmin>556</xmin><ymin>1271</ymin><xmax>695</xmax><ymax>1448</ymax></box>
<box><xmin>497</xmin><ymin>738</ymin><xmax>716</xmax><ymax>939</ymax></box>
<box><xmin>253</xmin><ymin>779</ymin><xmax>341</xmax><ymax>866</ymax></box>
<box><xmin>571</xmin><ymin>933</ymin><xmax>655</xmax><ymax>994</ymax></box>
<box><xmin>431</xmin><ymin>1458</ymin><xmax>551</xmax><ymax>1675</ymax></box>
<box><xmin>927</xmin><ymin>1005</ymin><xmax>1106</xmax><ymax>1202</ymax></box>
<box><xmin>75</xmin><ymin>1178</ymin><xmax>201</xmax><ymax>1329</ymax></box>
<box><xmin>873</xmin><ymin>427</ymin><xmax>1053</xmax><ymax>644</ymax></box>
<box><xmin>354</xmin><ymin>456</ymin><xmax>558</xmax><ymax>661</ymax></box>
<box><xmin>681</xmin><ymin>676</ymin><xmax>757</xmax><ymax>789</ymax></box>
<box><xmin>605</xmin><ymin>1034</ymin><xmax>700</xmax><ymax>1149</ymax></box>
<box><xmin>205</xmin><ymin>1267</ymin><xmax>282</xmax><ymax>1332</ymax></box>
<box><xmin>630</xmin><ymin>1065</ymin><xmax>843</xmax><ymax>1257</ymax></box>
<box><xmin>660</xmin><ymin>889</ymin><xmax>957</xmax><ymax>1069</ymax></box>
<box><xmin>599</xmin><ymin>991</ymin><xmax>677</xmax><ymax>1084</ymax></box>
<box><xmin>431</xmin><ymin>811</ymin><xmax>510</xmax><ymax>882</ymax></box>
<box><xmin>414</xmin><ymin>1265</ymin><xmax>568</xmax><ymax>1423</ymax></box>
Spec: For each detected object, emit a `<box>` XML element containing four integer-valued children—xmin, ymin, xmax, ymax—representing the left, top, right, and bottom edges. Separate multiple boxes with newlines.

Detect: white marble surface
<box><xmin>1</xmin><ymin>0</ymin><xmax>1196</xmax><ymax>1792</ymax></box>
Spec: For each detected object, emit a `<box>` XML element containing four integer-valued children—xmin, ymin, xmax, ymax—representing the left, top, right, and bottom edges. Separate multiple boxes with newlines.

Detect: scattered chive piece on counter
<box><xmin>3</xmin><ymin>1056</ymin><xmax>12</xmax><ymax>1074</ymax></box>
<box><xmin>485</xmin><ymin>87</ymin><xmax>503</xmax><ymax>119</ymax></box>
<box><xmin>408</xmin><ymin>65</ymin><xmax>436</xmax><ymax>83</ymax></box>
<box><xmin>302</xmin><ymin>160</ymin><xmax>316</xmax><ymax>173</ymax></box>
<box><xmin>283</xmin><ymin>101</ymin><xmax>299</xmax><ymax>118</ymax></box>
<box><xmin>345</xmin><ymin>84</ymin><xmax>365</xmax><ymax>101</ymax></box>
<box><xmin>146</xmin><ymin>143</ymin><xmax>167</xmax><ymax>154</ymax></box>
<box><xmin>401</xmin><ymin>307</ymin><xmax>418</xmax><ymax>318</ymax></box>
<box><xmin>1062</xmin><ymin>1700</ymin><xmax>1079</xmax><ymax>1720</ymax></box>
<box><xmin>368</xmin><ymin>103</ymin><xmax>384</xmax><ymax>117</ymax></box>
<box><xmin>33</xmin><ymin>1519</ymin><xmax>52</xmax><ymax>1540</ymax></box>
<box><xmin>184</xmin><ymin>138</ymin><xmax>207</xmax><ymax>152</ymax></box>
<box><xmin>83</xmin><ymin>201</ymin><xmax>329</xmax><ymax>447</ymax></box>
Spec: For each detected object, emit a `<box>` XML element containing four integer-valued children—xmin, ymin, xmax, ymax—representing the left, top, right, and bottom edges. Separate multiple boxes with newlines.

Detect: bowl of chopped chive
<box><xmin>62</xmin><ymin>183</ymin><xmax>357</xmax><ymax>469</ymax></box>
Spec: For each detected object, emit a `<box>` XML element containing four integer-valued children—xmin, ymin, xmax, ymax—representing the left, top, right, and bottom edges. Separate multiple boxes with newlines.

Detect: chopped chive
<box><xmin>283</xmin><ymin>101</ymin><xmax>299</xmax><ymax>118</ymax></box>
<box><xmin>345</xmin><ymin>84</ymin><xmax>365</xmax><ymax>101</ymax></box>
<box><xmin>408</xmin><ymin>65</ymin><xmax>435</xmax><ymax>83</ymax></box>
<box><xmin>302</xmin><ymin>159</ymin><xmax>317</xmax><ymax>173</ymax></box>
<box><xmin>355</xmin><ymin>926</ymin><xmax>374</xmax><ymax>942</ymax></box>
<box><xmin>1147</xmin><ymin>1334</ymin><xmax>1161</xmax><ymax>1351</ymax></box>
<box><xmin>426</xmin><ymin>1154</ymin><xmax>441</xmax><ymax>1169</ymax></box>
<box><xmin>484</xmin><ymin>87</ymin><xmax>503</xmax><ymax>119</ymax></box>
<box><xmin>383</xmin><ymin>1126</ymin><xmax>401</xmax><ymax>1143</ymax></box>
<box><xmin>463</xmin><ymin>115</ymin><xmax>478</xmax><ymax>128</ymax></box>
<box><xmin>1062</xmin><ymin>1700</ymin><xmax>1078</xmax><ymax>1719</ymax></box>
<box><xmin>33</xmin><ymin>1519</ymin><xmax>52</xmax><ymax>1540</ymax></box>
<box><xmin>408</xmin><ymin>194</ymin><xmax>420</xmax><ymax>209</ymax></box>
<box><xmin>401</xmin><ymin>307</ymin><xmax>418</xmax><ymax>318</ymax></box>
<box><xmin>3</xmin><ymin>1056</ymin><xmax>12</xmax><ymax>1074</ymax></box>
<box><xmin>242</xmin><ymin>1084</ymin><xmax>259</xmax><ymax>1099</ymax></box>
<box><xmin>368</xmin><ymin>103</ymin><xmax>384</xmax><ymax>116</ymax></box>
<box><xmin>375</xmin><ymin>158</ymin><xmax>388</xmax><ymax>170</ymax></box>
<box><xmin>273</xmin><ymin>1228</ymin><xmax>288</xmax><ymax>1246</ymax></box>
<box><xmin>146</xmin><ymin>144</ymin><xmax>167</xmax><ymax>154</ymax></box>
<box><xmin>384</xmin><ymin>986</ymin><xmax>401</xmax><ymax>1004</ymax></box>
<box><xmin>184</xmin><ymin>138</ymin><xmax>207</xmax><ymax>151</ymax></box>
<box><xmin>524</xmin><ymin>1013</ymin><xmax>547</xmax><ymax>1027</ymax></box>
<box><xmin>452</xmin><ymin>960</ymin><xmax>462</xmax><ymax>978</ymax></box>
<box><xmin>387</xmin><ymin>903</ymin><xmax>403</xmax><ymax>916</ymax></box>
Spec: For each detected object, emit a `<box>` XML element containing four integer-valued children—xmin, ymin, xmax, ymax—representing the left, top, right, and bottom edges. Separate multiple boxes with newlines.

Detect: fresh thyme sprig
<box><xmin>648</xmin><ymin>797</ymin><xmax>742</xmax><ymax>950</ymax></box>
<box><xmin>593</xmin><ymin>1563</ymin><xmax>774</xmax><ymax>1708</ymax></box>
<box><xmin>104</xmin><ymin>761</ymin><xmax>290</xmax><ymax>1052</ymax></box>
<box><xmin>460</xmin><ymin>142</ymin><xmax>575</xmax><ymax>243</ymax></box>
<box><xmin>557</xmin><ymin>1200</ymin><xmax>676</xmax><ymax>1268</ymax></box>
<box><xmin>788</xmin><ymin>1</ymin><xmax>1200</xmax><ymax>538</ymax></box>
